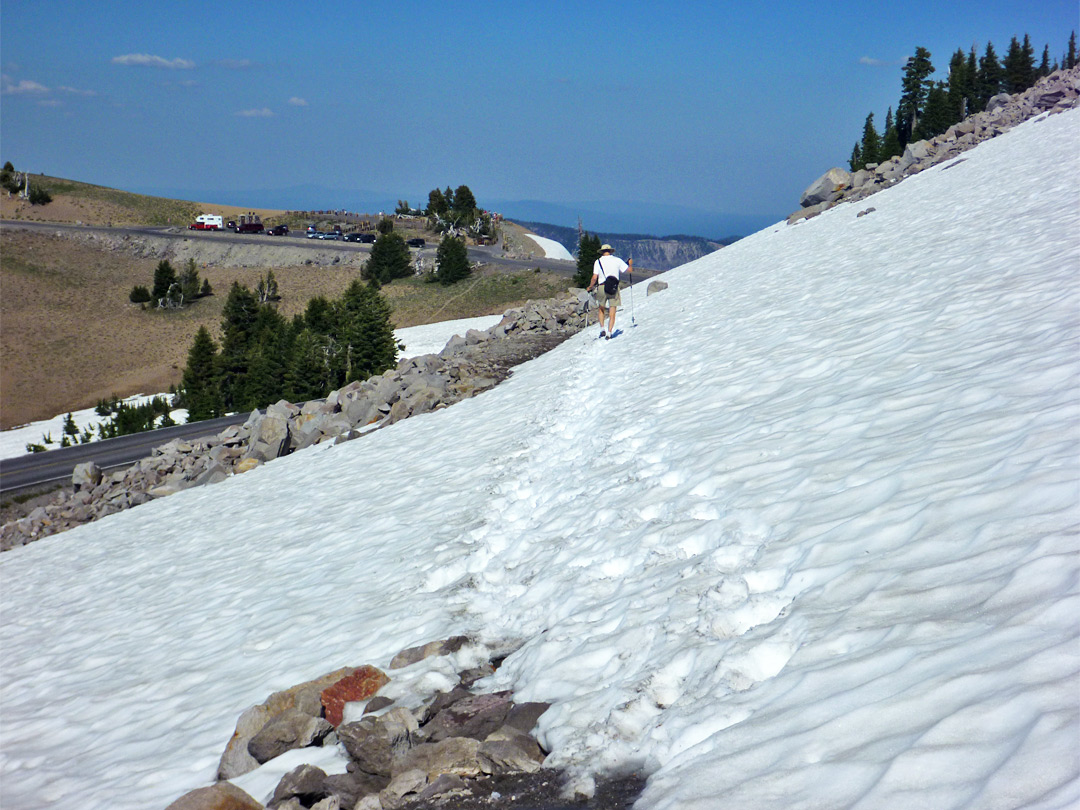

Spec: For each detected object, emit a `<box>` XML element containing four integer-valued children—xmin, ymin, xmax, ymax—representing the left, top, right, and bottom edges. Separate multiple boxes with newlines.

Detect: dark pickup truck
<box><xmin>236</xmin><ymin>221</ymin><xmax>265</xmax><ymax>234</ymax></box>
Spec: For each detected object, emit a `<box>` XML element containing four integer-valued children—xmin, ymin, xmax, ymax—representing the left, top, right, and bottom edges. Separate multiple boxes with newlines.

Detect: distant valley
<box><xmin>515</xmin><ymin>221</ymin><xmax>738</xmax><ymax>271</ymax></box>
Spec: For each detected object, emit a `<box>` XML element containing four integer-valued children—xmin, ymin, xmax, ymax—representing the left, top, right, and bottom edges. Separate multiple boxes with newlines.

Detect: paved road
<box><xmin>0</xmin><ymin>413</ymin><xmax>250</xmax><ymax>494</ymax></box>
<box><xmin>0</xmin><ymin>219</ymin><xmax>661</xmax><ymax>280</ymax></box>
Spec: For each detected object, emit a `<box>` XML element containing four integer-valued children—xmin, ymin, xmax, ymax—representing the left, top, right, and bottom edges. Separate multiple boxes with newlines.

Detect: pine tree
<box><xmin>338</xmin><ymin>278</ymin><xmax>397</xmax><ymax>384</ymax></box>
<box><xmin>286</xmin><ymin>328</ymin><xmax>337</xmax><ymax>403</ymax></box>
<box><xmin>427</xmin><ymin>188</ymin><xmax>448</xmax><ymax>216</ymax></box>
<box><xmin>63</xmin><ymin>413</ymin><xmax>79</xmax><ymax>439</ymax></box>
<box><xmin>304</xmin><ymin>296</ymin><xmax>336</xmax><ymax>335</ymax></box>
<box><xmin>879</xmin><ymin>107</ymin><xmax>902</xmax><ymax>161</ymax></box>
<box><xmin>151</xmin><ymin>260</ymin><xmax>178</xmax><ymax>301</ymax></box>
<box><xmin>181</xmin><ymin>326</ymin><xmax>223</xmax><ymax>421</ymax></box>
<box><xmin>849</xmin><ymin>142</ymin><xmax>862</xmax><ymax>172</ymax></box>
<box><xmin>966</xmin><ymin>46</ymin><xmax>981</xmax><ymax>112</ymax></box>
<box><xmin>1065</xmin><ymin>31</ymin><xmax>1077</xmax><ymax>70</ymax></box>
<box><xmin>1037</xmin><ymin>45</ymin><xmax>1051</xmax><ymax>78</ymax></box>
<box><xmin>897</xmin><ymin>47</ymin><xmax>935</xmax><ymax>147</ymax></box>
<box><xmin>436</xmin><ymin>235</ymin><xmax>471</xmax><ymax>285</ymax></box>
<box><xmin>238</xmin><ymin>306</ymin><xmax>291</xmax><ymax>411</ymax></box>
<box><xmin>365</xmin><ymin>232</ymin><xmax>412</xmax><ymax>283</ymax></box>
<box><xmin>915</xmin><ymin>82</ymin><xmax>951</xmax><ymax>140</ymax></box>
<box><xmin>216</xmin><ymin>282</ymin><xmax>260</xmax><ymax>410</ymax></box>
<box><xmin>858</xmin><ymin>113</ymin><xmax>881</xmax><ymax>168</ymax></box>
<box><xmin>452</xmin><ymin>185</ymin><xmax>477</xmax><ymax>217</ymax></box>
<box><xmin>178</xmin><ymin>258</ymin><xmax>201</xmax><ymax>300</ymax></box>
<box><xmin>946</xmin><ymin>48</ymin><xmax>972</xmax><ymax>122</ymax></box>
<box><xmin>1003</xmin><ymin>36</ymin><xmax>1035</xmax><ymax>93</ymax></box>
<box><xmin>977</xmin><ymin>42</ymin><xmax>1003</xmax><ymax>109</ymax></box>
<box><xmin>574</xmin><ymin>233</ymin><xmax>602</xmax><ymax>288</ymax></box>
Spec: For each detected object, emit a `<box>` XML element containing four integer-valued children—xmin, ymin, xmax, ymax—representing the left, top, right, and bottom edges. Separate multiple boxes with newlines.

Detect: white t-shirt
<box><xmin>594</xmin><ymin>255</ymin><xmax>628</xmax><ymax>281</ymax></box>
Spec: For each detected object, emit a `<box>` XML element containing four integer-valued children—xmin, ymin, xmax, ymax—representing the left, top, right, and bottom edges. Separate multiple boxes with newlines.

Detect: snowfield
<box><xmin>1</xmin><ymin>108</ymin><xmax>1077</xmax><ymax>810</ymax></box>
<box><xmin>523</xmin><ymin>232</ymin><xmax>575</xmax><ymax>261</ymax></box>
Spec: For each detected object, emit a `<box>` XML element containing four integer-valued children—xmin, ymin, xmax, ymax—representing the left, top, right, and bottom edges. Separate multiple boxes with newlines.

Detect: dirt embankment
<box><xmin>66</xmin><ymin>227</ymin><xmax>370</xmax><ymax>271</ymax></box>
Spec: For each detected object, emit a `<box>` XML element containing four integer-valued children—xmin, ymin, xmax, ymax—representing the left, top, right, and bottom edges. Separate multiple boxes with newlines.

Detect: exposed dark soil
<box><xmin>400</xmin><ymin>770</ymin><xmax>648</xmax><ymax>810</ymax></box>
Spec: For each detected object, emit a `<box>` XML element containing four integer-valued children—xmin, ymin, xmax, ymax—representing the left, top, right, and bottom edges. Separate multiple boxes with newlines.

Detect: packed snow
<box><xmin>0</xmin><ymin>319</ymin><xmax>500</xmax><ymax>461</ymax></box>
<box><xmin>1</xmin><ymin>109</ymin><xmax>1078</xmax><ymax>810</ymax></box>
<box><xmin>524</xmin><ymin>232</ymin><xmax>575</xmax><ymax>261</ymax></box>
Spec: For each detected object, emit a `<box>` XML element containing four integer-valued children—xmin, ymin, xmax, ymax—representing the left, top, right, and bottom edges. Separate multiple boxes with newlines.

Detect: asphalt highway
<box><xmin>0</xmin><ymin>413</ymin><xmax>250</xmax><ymax>495</ymax></box>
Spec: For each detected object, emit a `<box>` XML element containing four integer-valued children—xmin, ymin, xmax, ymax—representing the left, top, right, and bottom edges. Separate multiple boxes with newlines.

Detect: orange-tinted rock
<box><xmin>321</xmin><ymin>665</ymin><xmax>390</xmax><ymax>726</ymax></box>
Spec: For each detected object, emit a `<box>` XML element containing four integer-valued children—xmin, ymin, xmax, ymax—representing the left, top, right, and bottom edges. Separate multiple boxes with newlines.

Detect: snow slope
<box><xmin>1</xmin><ymin>109</ymin><xmax>1077</xmax><ymax>810</ymax></box>
<box><xmin>524</xmin><ymin>232</ymin><xmax>575</xmax><ymax>261</ymax></box>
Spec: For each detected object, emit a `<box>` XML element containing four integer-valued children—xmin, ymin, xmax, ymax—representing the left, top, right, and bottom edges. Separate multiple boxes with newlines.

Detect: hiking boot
<box><xmin>599</xmin><ymin>330</ymin><xmax>606</xmax><ymax>338</ymax></box>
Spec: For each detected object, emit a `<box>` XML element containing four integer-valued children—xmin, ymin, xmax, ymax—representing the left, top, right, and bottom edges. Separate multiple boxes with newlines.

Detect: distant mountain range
<box><xmin>130</xmin><ymin>184</ymin><xmax>781</xmax><ymax>244</ymax></box>
<box><xmin>515</xmin><ymin>221</ymin><xmax>738</xmax><ymax>272</ymax></box>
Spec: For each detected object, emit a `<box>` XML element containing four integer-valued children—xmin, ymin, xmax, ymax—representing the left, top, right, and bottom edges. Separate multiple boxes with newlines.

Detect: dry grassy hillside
<box><xmin>1</xmin><ymin>179</ymin><xmax>569</xmax><ymax>428</ymax></box>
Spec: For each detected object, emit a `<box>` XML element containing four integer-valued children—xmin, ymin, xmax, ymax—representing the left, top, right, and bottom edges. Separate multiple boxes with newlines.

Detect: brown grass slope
<box><xmin>0</xmin><ymin>179</ymin><xmax>568</xmax><ymax>429</ymax></box>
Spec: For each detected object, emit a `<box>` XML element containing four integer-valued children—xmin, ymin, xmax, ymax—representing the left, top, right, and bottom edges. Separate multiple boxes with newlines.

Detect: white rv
<box><xmin>189</xmin><ymin>214</ymin><xmax>224</xmax><ymax>231</ymax></box>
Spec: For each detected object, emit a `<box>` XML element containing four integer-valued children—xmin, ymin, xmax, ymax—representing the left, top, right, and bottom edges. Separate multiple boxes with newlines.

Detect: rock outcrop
<box><xmin>174</xmin><ymin>637</ymin><xmax>558</xmax><ymax>810</ymax></box>
<box><xmin>789</xmin><ymin>66</ymin><xmax>1080</xmax><ymax>224</ymax></box>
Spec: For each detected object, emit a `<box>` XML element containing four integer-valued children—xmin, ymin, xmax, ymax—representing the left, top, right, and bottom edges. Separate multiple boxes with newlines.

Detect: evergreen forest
<box><xmin>849</xmin><ymin>31</ymin><xmax>1077</xmax><ymax>171</ymax></box>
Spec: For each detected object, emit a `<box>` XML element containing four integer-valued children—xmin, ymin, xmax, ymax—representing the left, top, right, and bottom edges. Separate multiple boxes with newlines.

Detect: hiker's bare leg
<box><xmin>607</xmin><ymin>307</ymin><xmax>617</xmax><ymax>334</ymax></box>
<box><xmin>598</xmin><ymin>305</ymin><xmax>608</xmax><ymax>331</ymax></box>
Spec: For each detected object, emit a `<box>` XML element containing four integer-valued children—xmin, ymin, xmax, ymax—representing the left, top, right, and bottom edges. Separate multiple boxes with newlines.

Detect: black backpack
<box><xmin>603</xmin><ymin>274</ymin><xmax>619</xmax><ymax>295</ymax></box>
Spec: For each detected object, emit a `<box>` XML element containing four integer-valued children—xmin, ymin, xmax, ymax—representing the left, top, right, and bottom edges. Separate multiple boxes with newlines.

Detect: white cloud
<box><xmin>2</xmin><ymin>75</ymin><xmax>49</xmax><ymax>95</ymax></box>
<box><xmin>57</xmin><ymin>85</ymin><xmax>97</xmax><ymax>96</ymax></box>
<box><xmin>235</xmin><ymin>107</ymin><xmax>274</xmax><ymax>117</ymax></box>
<box><xmin>287</xmin><ymin>96</ymin><xmax>308</xmax><ymax>106</ymax></box>
<box><xmin>859</xmin><ymin>56</ymin><xmax>903</xmax><ymax>67</ymax></box>
<box><xmin>37</xmin><ymin>99</ymin><xmax>62</xmax><ymax>107</ymax></box>
<box><xmin>111</xmin><ymin>54</ymin><xmax>195</xmax><ymax>70</ymax></box>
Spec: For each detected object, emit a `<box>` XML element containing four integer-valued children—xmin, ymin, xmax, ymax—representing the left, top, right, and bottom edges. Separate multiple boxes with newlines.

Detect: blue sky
<box><xmin>2</xmin><ymin>0</ymin><xmax>1076</xmax><ymax>236</ymax></box>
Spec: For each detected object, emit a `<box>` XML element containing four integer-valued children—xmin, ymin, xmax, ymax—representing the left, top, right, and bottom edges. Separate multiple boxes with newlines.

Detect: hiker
<box><xmin>587</xmin><ymin>244</ymin><xmax>629</xmax><ymax>339</ymax></box>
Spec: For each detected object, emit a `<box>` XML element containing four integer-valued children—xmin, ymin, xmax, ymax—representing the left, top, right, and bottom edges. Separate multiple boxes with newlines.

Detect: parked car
<box><xmin>227</xmin><ymin>220</ymin><xmax>237</xmax><ymax>230</ymax></box>
<box><xmin>318</xmin><ymin>231</ymin><xmax>340</xmax><ymax>240</ymax></box>
<box><xmin>306</xmin><ymin>225</ymin><xmax>318</xmax><ymax>237</ymax></box>
<box><xmin>406</xmin><ymin>238</ymin><xmax>426</xmax><ymax>248</ymax></box>
<box><xmin>344</xmin><ymin>232</ymin><xmax>376</xmax><ymax>243</ymax></box>
<box><xmin>266</xmin><ymin>225</ymin><xmax>290</xmax><ymax>236</ymax></box>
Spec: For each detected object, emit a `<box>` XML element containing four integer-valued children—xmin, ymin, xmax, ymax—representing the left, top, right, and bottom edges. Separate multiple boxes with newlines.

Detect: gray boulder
<box><xmin>799</xmin><ymin>167</ymin><xmax>851</xmax><ymax>207</ymax></box>
<box><xmin>248</xmin><ymin>708</ymin><xmax>332</xmax><ymax>764</ymax></box>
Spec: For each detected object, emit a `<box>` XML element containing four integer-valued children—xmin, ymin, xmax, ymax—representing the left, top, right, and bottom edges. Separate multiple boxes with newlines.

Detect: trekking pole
<box><xmin>628</xmin><ymin>256</ymin><xmax>636</xmax><ymax>326</ymax></box>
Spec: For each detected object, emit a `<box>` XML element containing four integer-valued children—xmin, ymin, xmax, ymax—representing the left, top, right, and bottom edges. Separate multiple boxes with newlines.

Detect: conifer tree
<box><xmin>849</xmin><ymin>142</ymin><xmax>862</xmax><ymax>173</ymax></box>
<box><xmin>1003</xmin><ymin>36</ymin><xmax>1035</xmax><ymax>93</ymax></box>
<box><xmin>879</xmin><ymin>107</ymin><xmax>902</xmax><ymax>162</ymax></box>
<box><xmin>303</xmin><ymin>296</ymin><xmax>336</xmax><ymax>335</ymax></box>
<box><xmin>966</xmin><ymin>47</ymin><xmax>981</xmax><ymax>112</ymax></box>
<box><xmin>181</xmin><ymin>326</ymin><xmax>223</xmax><ymax>421</ymax></box>
<box><xmin>977</xmin><ymin>42</ymin><xmax>1004</xmax><ymax>109</ymax></box>
<box><xmin>897</xmin><ymin>47</ymin><xmax>934</xmax><ymax>147</ymax></box>
<box><xmin>151</xmin><ymin>260</ymin><xmax>178</xmax><ymax>301</ymax></box>
<box><xmin>436</xmin><ymin>235</ymin><xmax>471</xmax><ymax>285</ymax></box>
<box><xmin>178</xmin><ymin>258</ymin><xmax>201</xmax><ymax>300</ymax></box>
<box><xmin>1066</xmin><ymin>31</ymin><xmax>1077</xmax><ymax>70</ymax></box>
<box><xmin>338</xmin><ymin>278</ymin><xmax>397</xmax><ymax>384</ymax></box>
<box><xmin>915</xmin><ymin>83</ymin><xmax>951</xmax><ymax>140</ymax></box>
<box><xmin>366</xmin><ymin>232</ymin><xmax>412</xmax><ymax>283</ymax></box>
<box><xmin>453</xmin><ymin>185</ymin><xmax>477</xmax><ymax>217</ymax></box>
<box><xmin>947</xmin><ymin>48</ymin><xmax>972</xmax><ymax>121</ymax></box>
<box><xmin>574</xmin><ymin>233</ymin><xmax>602</xmax><ymax>288</ymax></box>
<box><xmin>858</xmin><ymin>113</ymin><xmax>881</xmax><ymax>168</ymax></box>
<box><xmin>1037</xmin><ymin>45</ymin><xmax>1051</xmax><ymax>78</ymax></box>
<box><xmin>427</xmin><ymin>188</ymin><xmax>448</xmax><ymax>216</ymax></box>
<box><xmin>216</xmin><ymin>282</ymin><xmax>260</xmax><ymax>410</ymax></box>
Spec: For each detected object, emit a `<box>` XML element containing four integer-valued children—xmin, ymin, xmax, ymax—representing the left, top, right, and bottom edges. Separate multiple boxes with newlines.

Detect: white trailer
<box><xmin>189</xmin><ymin>214</ymin><xmax>224</xmax><ymax>230</ymax></box>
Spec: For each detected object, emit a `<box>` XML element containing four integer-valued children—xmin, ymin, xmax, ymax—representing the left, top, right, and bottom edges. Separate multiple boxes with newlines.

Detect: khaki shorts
<box><xmin>597</xmin><ymin>287</ymin><xmax>622</xmax><ymax>308</ymax></box>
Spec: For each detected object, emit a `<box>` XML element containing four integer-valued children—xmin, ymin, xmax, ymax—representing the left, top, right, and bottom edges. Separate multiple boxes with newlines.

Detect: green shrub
<box><xmin>129</xmin><ymin>285</ymin><xmax>151</xmax><ymax>303</ymax></box>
